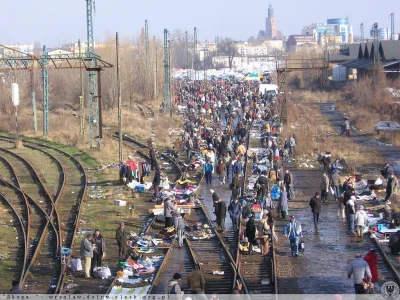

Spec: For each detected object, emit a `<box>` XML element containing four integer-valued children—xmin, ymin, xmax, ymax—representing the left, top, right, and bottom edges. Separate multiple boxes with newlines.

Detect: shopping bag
<box><xmin>70</xmin><ymin>258</ymin><xmax>82</xmax><ymax>272</ymax></box>
<box><xmin>330</xmin><ymin>186</ymin><xmax>335</xmax><ymax>195</ymax></box>
<box><xmin>93</xmin><ymin>266</ymin><xmax>112</xmax><ymax>279</ymax></box>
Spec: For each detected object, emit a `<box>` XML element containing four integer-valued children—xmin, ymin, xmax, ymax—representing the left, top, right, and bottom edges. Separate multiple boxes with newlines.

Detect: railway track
<box><xmin>0</xmin><ymin>146</ymin><xmax>62</xmax><ymax>293</ymax></box>
<box><xmin>113</xmin><ymin>133</ymin><xmax>238</xmax><ymax>295</ymax></box>
<box><xmin>238</xmin><ymin>120</ymin><xmax>277</xmax><ymax>294</ymax></box>
<box><xmin>149</xmin><ymin>119</ymin><xmax>255</xmax><ymax>295</ymax></box>
<box><xmin>0</xmin><ymin>191</ymin><xmax>27</xmax><ymax>288</ymax></box>
<box><xmin>105</xmin><ymin>133</ymin><xmax>186</xmax><ymax>293</ymax></box>
<box><xmin>0</xmin><ymin>137</ymin><xmax>87</xmax><ymax>293</ymax></box>
<box><xmin>136</xmin><ymin>102</ymin><xmax>155</xmax><ymax>118</ymax></box>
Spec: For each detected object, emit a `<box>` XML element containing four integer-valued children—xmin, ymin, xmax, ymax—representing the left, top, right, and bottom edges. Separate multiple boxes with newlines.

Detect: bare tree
<box><xmin>170</xmin><ymin>29</ymin><xmax>188</xmax><ymax>69</ymax></box>
<box><xmin>217</xmin><ymin>38</ymin><xmax>237</xmax><ymax>69</ymax></box>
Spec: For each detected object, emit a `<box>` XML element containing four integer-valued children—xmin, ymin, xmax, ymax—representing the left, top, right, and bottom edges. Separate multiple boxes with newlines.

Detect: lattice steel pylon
<box><xmin>42</xmin><ymin>45</ymin><xmax>49</xmax><ymax>135</ymax></box>
<box><xmin>86</xmin><ymin>0</ymin><xmax>99</xmax><ymax>148</ymax></box>
<box><xmin>163</xmin><ymin>29</ymin><xmax>171</xmax><ymax>113</ymax></box>
<box><xmin>321</xmin><ymin>51</ymin><xmax>329</xmax><ymax>87</ymax></box>
<box><xmin>276</xmin><ymin>60</ymin><xmax>287</xmax><ymax>124</ymax></box>
<box><xmin>276</xmin><ymin>55</ymin><xmax>329</xmax><ymax>124</ymax></box>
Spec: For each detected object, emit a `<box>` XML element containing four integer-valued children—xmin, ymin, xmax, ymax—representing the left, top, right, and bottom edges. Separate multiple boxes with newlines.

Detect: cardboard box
<box><xmin>114</xmin><ymin>200</ymin><xmax>126</xmax><ymax>207</ymax></box>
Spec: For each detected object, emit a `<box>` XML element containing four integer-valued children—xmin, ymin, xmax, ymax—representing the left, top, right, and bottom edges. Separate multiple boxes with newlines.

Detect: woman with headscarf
<box><xmin>355</xmin><ymin>205</ymin><xmax>368</xmax><ymax>238</ymax></box>
<box><xmin>364</xmin><ymin>249</ymin><xmax>379</xmax><ymax>283</ymax></box>
<box><xmin>245</xmin><ymin>217</ymin><xmax>256</xmax><ymax>245</ymax></box>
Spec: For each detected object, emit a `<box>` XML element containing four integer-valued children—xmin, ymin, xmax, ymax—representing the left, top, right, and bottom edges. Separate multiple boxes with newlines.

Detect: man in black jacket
<box><xmin>149</xmin><ymin>147</ymin><xmax>157</xmax><ymax>170</ymax></box>
<box><xmin>321</xmin><ymin>153</ymin><xmax>331</xmax><ymax>174</ymax></box>
<box><xmin>115</xmin><ymin>222</ymin><xmax>128</xmax><ymax>261</ymax></box>
<box><xmin>214</xmin><ymin>199</ymin><xmax>227</xmax><ymax>232</ymax></box>
<box><xmin>256</xmin><ymin>171</ymin><xmax>269</xmax><ymax>202</ymax></box>
<box><xmin>309</xmin><ymin>193</ymin><xmax>321</xmax><ymax>229</ymax></box>
<box><xmin>283</xmin><ymin>170</ymin><xmax>294</xmax><ymax>200</ymax></box>
<box><xmin>276</xmin><ymin>166</ymin><xmax>284</xmax><ymax>186</ymax></box>
<box><xmin>152</xmin><ymin>166</ymin><xmax>161</xmax><ymax>200</ymax></box>
<box><xmin>91</xmin><ymin>229</ymin><xmax>106</xmax><ymax>276</ymax></box>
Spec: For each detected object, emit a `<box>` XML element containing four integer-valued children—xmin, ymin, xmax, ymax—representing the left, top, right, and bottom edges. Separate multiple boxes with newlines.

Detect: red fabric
<box><xmin>126</xmin><ymin>160</ymin><xmax>137</xmax><ymax>171</ymax></box>
<box><xmin>364</xmin><ymin>252</ymin><xmax>379</xmax><ymax>282</ymax></box>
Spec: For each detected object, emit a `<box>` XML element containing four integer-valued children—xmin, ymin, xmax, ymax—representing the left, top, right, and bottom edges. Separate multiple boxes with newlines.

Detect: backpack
<box><xmin>217</xmin><ymin>163</ymin><xmax>224</xmax><ymax>174</ymax></box>
<box><xmin>205</xmin><ymin>163</ymin><xmax>213</xmax><ymax>173</ymax></box>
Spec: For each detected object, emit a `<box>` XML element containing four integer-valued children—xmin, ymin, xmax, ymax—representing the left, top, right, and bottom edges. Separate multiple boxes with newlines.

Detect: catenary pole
<box><xmin>116</xmin><ymin>32</ymin><xmax>123</xmax><ymax>162</ymax></box>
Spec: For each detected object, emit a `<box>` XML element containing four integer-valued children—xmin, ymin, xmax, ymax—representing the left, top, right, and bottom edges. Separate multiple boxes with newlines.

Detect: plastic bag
<box><xmin>330</xmin><ymin>186</ymin><xmax>335</xmax><ymax>195</ymax></box>
<box><xmin>375</xmin><ymin>178</ymin><xmax>383</xmax><ymax>185</ymax></box>
<box><xmin>93</xmin><ymin>265</ymin><xmax>111</xmax><ymax>279</ymax></box>
<box><xmin>162</xmin><ymin>177</ymin><xmax>170</xmax><ymax>190</ymax></box>
<box><xmin>70</xmin><ymin>258</ymin><xmax>82</xmax><ymax>272</ymax></box>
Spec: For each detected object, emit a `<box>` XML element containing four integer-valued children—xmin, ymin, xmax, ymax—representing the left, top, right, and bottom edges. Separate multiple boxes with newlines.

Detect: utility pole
<box><xmin>163</xmin><ymin>29</ymin><xmax>171</xmax><ymax>114</ymax></box>
<box><xmin>169</xmin><ymin>39</ymin><xmax>172</xmax><ymax>118</ymax></box>
<box><xmin>79</xmin><ymin>39</ymin><xmax>85</xmax><ymax>136</ymax></box>
<box><xmin>145</xmin><ymin>20</ymin><xmax>150</xmax><ymax>69</ymax></box>
<box><xmin>194</xmin><ymin>27</ymin><xmax>197</xmax><ymax>80</ymax></box>
<box><xmin>42</xmin><ymin>45</ymin><xmax>49</xmax><ymax>135</ymax></box>
<box><xmin>116</xmin><ymin>32</ymin><xmax>122</xmax><ymax>163</ymax></box>
<box><xmin>372</xmin><ymin>23</ymin><xmax>379</xmax><ymax>93</ymax></box>
<box><xmin>30</xmin><ymin>70</ymin><xmax>37</xmax><ymax>134</ymax></box>
<box><xmin>86</xmin><ymin>0</ymin><xmax>99</xmax><ymax>149</ymax></box>
<box><xmin>154</xmin><ymin>46</ymin><xmax>158</xmax><ymax>99</ymax></box>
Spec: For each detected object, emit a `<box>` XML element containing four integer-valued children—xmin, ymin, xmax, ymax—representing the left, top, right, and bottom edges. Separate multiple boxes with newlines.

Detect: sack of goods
<box><xmin>70</xmin><ymin>258</ymin><xmax>82</xmax><ymax>272</ymax></box>
<box><xmin>93</xmin><ymin>266</ymin><xmax>112</xmax><ymax>279</ymax></box>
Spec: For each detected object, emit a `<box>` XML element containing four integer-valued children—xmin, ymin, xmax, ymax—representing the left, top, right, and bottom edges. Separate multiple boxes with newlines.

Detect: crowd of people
<box><xmin>70</xmin><ymin>77</ymin><xmax>399</xmax><ymax>296</ymax></box>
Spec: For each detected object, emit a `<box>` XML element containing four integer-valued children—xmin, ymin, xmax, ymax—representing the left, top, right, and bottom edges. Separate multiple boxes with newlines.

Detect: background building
<box><xmin>301</xmin><ymin>23</ymin><xmax>338</xmax><ymax>44</ymax></box>
<box><xmin>265</xmin><ymin>5</ymin><xmax>277</xmax><ymax>39</ymax></box>
<box><xmin>1</xmin><ymin>44</ymin><xmax>34</xmax><ymax>57</ymax></box>
<box><xmin>287</xmin><ymin>35</ymin><xmax>318</xmax><ymax>52</ymax></box>
<box><xmin>327</xmin><ymin>17</ymin><xmax>353</xmax><ymax>43</ymax></box>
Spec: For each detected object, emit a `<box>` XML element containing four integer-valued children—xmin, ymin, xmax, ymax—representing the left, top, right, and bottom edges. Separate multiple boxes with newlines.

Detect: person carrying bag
<box><xmin>257</xmin><ymin>213</ymin><xmax>271</xmax><ymax>256</ymax></box>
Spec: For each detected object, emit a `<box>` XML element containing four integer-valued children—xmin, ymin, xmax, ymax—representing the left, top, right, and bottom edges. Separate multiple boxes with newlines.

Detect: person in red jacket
<box><xmin>364</xmin><ymin>249</ymin><xmax>379</xmax><ymax>282</ymax></box>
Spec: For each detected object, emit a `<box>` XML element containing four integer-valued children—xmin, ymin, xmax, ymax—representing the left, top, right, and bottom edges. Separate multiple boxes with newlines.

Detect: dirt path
<box><xmin>273</xmin><ymin>99</ymin><xmax>400</xmax><ymax>294</ymax></box>
<box><xmin>318</xmin><ymin>102</ymin><xmax>400</xmax><ymax>175</ymax></box>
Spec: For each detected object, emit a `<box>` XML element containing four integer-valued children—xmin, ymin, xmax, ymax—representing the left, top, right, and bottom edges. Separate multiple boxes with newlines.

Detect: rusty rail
<box><xmin>0</xmin><ymin>137</ymin><xmax>87</xmax><ymax>293</ymax></box>
<box><xmin>0</xmin><ymin>155</ymin><xmax>31</xmax><ymax>271</ymax></box>
<box><xmin>106</xmin><ymin>134</ymin><xmax>184</xmax><ymax>294</ymax></box>
<box><xmin>0</xmin><ymin>147</ymin><xmax>61</xmax><ymax>260</ymax></box>
<box><xmin>0</xmin><ymin>178</ymin><xmax>58</xmax><ymax>289</ymax></box>
<box><xmin>0</xmin><ymin>191</ymin><xmax>27</xmax><ymax>288</ymax></box>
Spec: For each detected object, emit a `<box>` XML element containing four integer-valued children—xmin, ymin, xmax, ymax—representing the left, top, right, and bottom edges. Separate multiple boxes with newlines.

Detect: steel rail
<box><xmin>0</xmin><ymin>191</ymin><xmax>27</xmax><ymax>288</ymax></box>
<box><xmin>0</xmin><ymin>136</ymin><xmax>88</xmax><ymax>293</ymax></box>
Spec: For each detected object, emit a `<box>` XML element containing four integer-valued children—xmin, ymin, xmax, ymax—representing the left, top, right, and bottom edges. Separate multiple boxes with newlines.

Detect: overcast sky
<box><xmin>1</xmin><ymin>0</ymin><xmax>398</xmax><ymax>46</ymax></box>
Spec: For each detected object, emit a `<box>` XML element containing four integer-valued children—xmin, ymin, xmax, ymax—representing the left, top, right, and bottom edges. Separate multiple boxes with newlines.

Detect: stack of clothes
<box><xmin>353</xmin><ymin>178</ymin><xmax>377</xmax><ymax>201</ymax></box>
<box><xmin>118</xmin><ymin>255</ymin><xmax>164</xmax><ymax>285</ymax></box>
